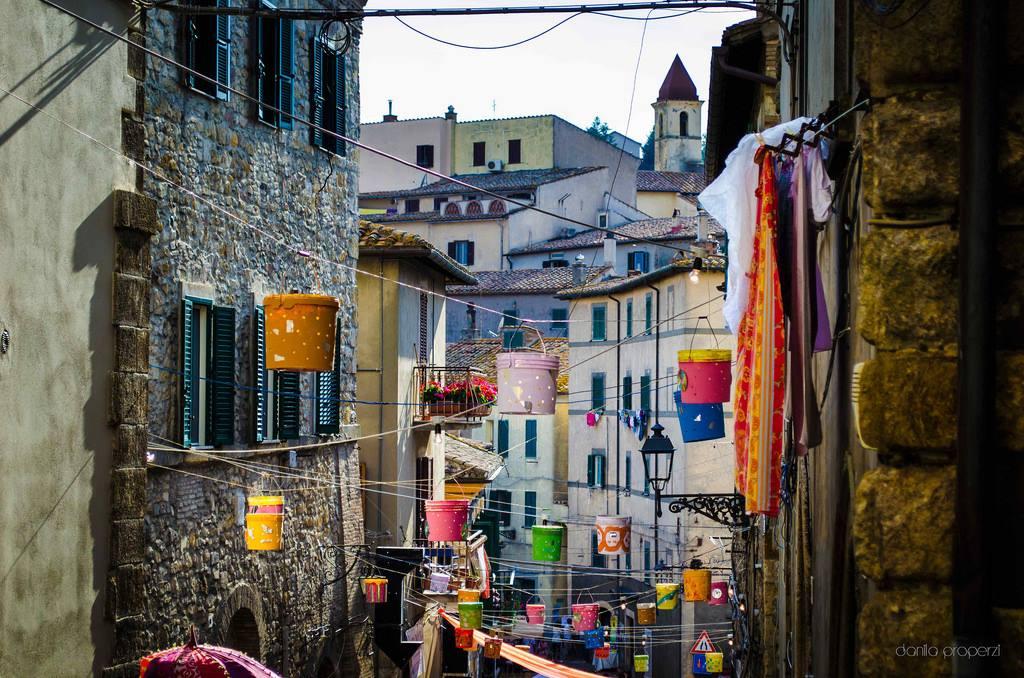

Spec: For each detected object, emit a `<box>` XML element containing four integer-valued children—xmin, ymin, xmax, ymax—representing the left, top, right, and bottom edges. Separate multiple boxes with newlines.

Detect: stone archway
<box><xmin>216</xmin><ymin>583</ymin><xmax>269</xmax><ymax>661</ymax></box>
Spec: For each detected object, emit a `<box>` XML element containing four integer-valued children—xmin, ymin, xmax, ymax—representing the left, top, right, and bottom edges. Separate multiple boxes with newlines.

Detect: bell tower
<box><xmin>652</xmin><ymin>55</ymin><xmax>703</xmax><ymax>172</ymax></box>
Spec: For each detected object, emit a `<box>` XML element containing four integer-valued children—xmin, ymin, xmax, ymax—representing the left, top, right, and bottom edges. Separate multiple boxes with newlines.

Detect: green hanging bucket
<box><xmin>532</xmin><ymin>524</ymin><xmax>563</xmax><ymax>562</ymax></box>
<box><xmin>459</xmin><ymin>601</ymin><xmax>484</xmax><ymax>630</ymax></box>
<box><xmin>634</xmin><ymin>654</ymin><xmax>650</xmax><ymax>673</ymax></box>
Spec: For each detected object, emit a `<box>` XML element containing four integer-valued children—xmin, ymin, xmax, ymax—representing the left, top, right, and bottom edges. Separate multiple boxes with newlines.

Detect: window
<box><xmin>550</xmin><ymin>308</ymin><xmax>568</xmax><ymax>334</ymax></box>
<box><xmin>465</xmin><ymin>200</ymin><xmax>483</xmax><ymax>216</ymax></box>
<box><xmin>591</xmin><ymin>531</ymin><xmax>606</xmax><ymax>568</ymax></box>
<box><xmin>253</xmin><ymin>4</ymin><xmax>294</xmax><ymax>128</ymax></box>
<box><xmin>658</xmin><ymin>113</ymin><xmax>663</xmax><ymax>136</ymax></box>
<box><xmin>598</xmin><ymin>212</ymin><xmax>608</xmax><ymax>229</ymax></box>
<box><xmin>644</xmin><ymin>292</ymin><xmax>653</xmax><ymax>334</ymax></box>
<box><xmin>625</xmin><ymin>298</ymin><xmax>633</xmax><ymax>338</ymax></box>
<box><xmin>488</xmin><ymin>199</ymin><xmax>507</xmax><ymax>215</ymax></box>
<box><xmin>591</xmin><ymin>303</ymin><xmax>607</xmax><ymax>341</ymax></box>
<box><xmin>679</xmin><ymin>111</ymin><xmax>688</xmax><ymax>136</ymax></box>
<box><xmin>524</xmin><ymin>491</ymin><xmax>537</xmax><ymax>527</ymax></box>
<box><xmin>625</xmin><ymin>548</ymin><xmax>632</xmax><ymax>571</ymax></box>
<box><xmin>502</xmin><ymin>308</ymin><xmax>523</xmax><ymax>349</ymax></box>
<box><xmin>489</xmin><ymin>489</ymin><xmax>512</xmax><ymax>526</ymax></box>
<box><xmin>473</xmin><ymin>141</ymin><xmax>486</xmax><ymax>166</ymax></box>
<box><xmin>587</xmin><ymin>450</ymin><xmax>606</xmax><ymax>488</ymax></box>
<box><xmin>497</xmin><ymin>419</ymin><xmax>510</xmax><ymax>456</ymax></box>
<box><xmin>622</xmin><ymin>374</ymin><xmax>633</xmax><ymax>410</ymax></box>
<box><xmin>625</xmin><ymin>454</ymin><xmax>632</xmax><ymax>493</ymax></box>
<box><xmin>466</xmin><ymin>304</ymin><xmax>477</xmax><ymax>335</ymax></box>
<box><xmin>591</xmin><ymin>373</ymin><xmax>606</xmax><ymax>412</ymax></box>
<box><xmin>310</xmin><ymin>35</ymin><xmax>346</xmax><ymax>155</ymax></box>
<box><xmin>508</xmin><ymin>139</ymin><xmax>522</xmax><ymax>164</ymax></box>
<box><xmin>542</xmin><ymin>259</ymin><xmax>568</xmax><ymax>268</ymax></box>
<box><xmin>666</xmin><ymin>285</ymin><xmax>676</xmax><ymax>330</ymax></box>
<box><xmin>404</xmin><ymin>199</ymin><xmax>421</xmax><ymax>214</ymax></box>
<box><xmin>525</xmin><ymin>419</ymin><xmax>538</xmax><ymax>460</ymax></box>
<box><xmin>433</xmin><ymin>197</ymin><xmax>447</xmax><ymax>211</ymax></box>
<box><xmin>181</xmin><ymin>297</ymin><xmax>235</xmax><ymax>447</ymax></box>
<box><xmin>640</xmin><ymin>373</ymin><xmax>651</xmax><ymax>412</ymax></box>
<box><xmin>416</xmin><ymin>144</ymin><xmax>434</xmax><ymax>168</ymax></box>
<box><xmin>448</xmin><ymin>240</ymin><xmax>474</xmax><ymax>266</ymax></box>
<box><xmin>184</xmin><ymin>0</ymin><xmax>232</xmax><ymax>100</ymax></box>
<box><xmin>418</xmin><ymin>293</ymin><xmax>429</xmax><ymax>363</ymax></box>
<box><xmin>627</xmin><ymin>250</ymin><xmax>650</xmax><ymax>273</ymax></box>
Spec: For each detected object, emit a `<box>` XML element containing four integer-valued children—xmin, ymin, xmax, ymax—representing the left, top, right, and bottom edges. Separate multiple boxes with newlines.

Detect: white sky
<box><xmin>359</xmin><ymin>1</ymin><xmax>753</xmax><ymax>142</ymax></box>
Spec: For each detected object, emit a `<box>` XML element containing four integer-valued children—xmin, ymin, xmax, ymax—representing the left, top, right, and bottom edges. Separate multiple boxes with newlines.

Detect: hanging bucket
<box><xmin>571</xmin><ymin>603</ymin><xmax>599</xmax><ymax>631</ymax></box>
<box><xmin>594</xmin><ymin>516</ymin><xmax>631</xmax><ymax>555</ymax></box>
<box><xmin>677</xmin><ymin>349</ymin><xmax>732</xmax><ymax>404</ymax></box>
<box><xmin>424</xmin><ymin>499</ymin><xmax>469</xmax><ymax>542</ymax></box>
<box><xmin>459</xmin><ymin>601</ymin><xmax>484</xmax><ymax>630</ymax></box>
<box><xmin>595</xmin><ymin>643</ymin><xmax>610</xmax><ymax>659</ymax></box>
<box><xmin>483</xmin><ymin>636</ymin><xmax>503</xmax><ymax>659</ymax></box>
<box><xmin>705</xmin><ymin>652</ymin><xmax>724</xmax><ymax>672</ymax></box>
<box><xmin>429</xmin><ymin>571</ymin><xmax>451</xmax><ymax>593</ymax></box>
<box><xmin>674</xmin><ymin>392</ymin><xmax>726</xmax><ymax>443</ymax></box>
<box><xmin>525</xmin><ymin>603</ymin><xmax>546</xmax><ymax>625</ymax></box>
<box><xmin>457</xmin><ymin>588</ymin><xmax>481</xmax><ymax>603</ymax></box>
<box><xmin>684</xmin><ymin>568</ymin><xmax>712</xmax><ymax>602</ymax></box>
<box><xmin>532</xmin><ymin>525</ymin><xmax>563</xmax><ymax>561</ymax></box>
<box><xmin>707</xmin><ymin>581</ymin><xmax>728</xmax><ymax>606</ymax></box>
<box><xmin>583</xmin><ymin>628</ymin><xmax>604</xmax><ymax>650</ymax></box>
<box><xmin>655</xmin><ymin>582</ymin><xmax>679</xmax><ymax>610</ymax></box>
<box><xmin>455</xmin><ymin>627</ymin><xmax>477</xmax><ymax>650</ymax></box>
<box><xmin>634</xmin><ymin>654</ymin><xmax>650</xmax><ymax>673</ymax></box>
<box><xmin>362</xmin><ymin>577</ymin><xmax>388</xmax><ymax>604</ymax></box>
<box><xmin>496</xmin><ymin>352</ymin><xmax>560</xmax><ymax>415</ymax></box>
<box><xmin>263</xmin><ymin>294</ymin><xmax>340</xmax><ymax>372</ymax></box>
<box><xmin>245</xmin><ymin>495</ymin><xmax>284</xmax><ymax>551</ymax></box>
<box><xmin>636</xmin><ymin>602</ymin><xmax>656</xmax><ymax>626</ymax></box>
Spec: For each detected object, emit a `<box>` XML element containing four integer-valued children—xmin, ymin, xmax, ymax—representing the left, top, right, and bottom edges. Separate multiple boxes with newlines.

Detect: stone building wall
<box><xmin>105</xmin><ymin>2</ymin><xmax>372</xmax><ymax>675</ymax></box>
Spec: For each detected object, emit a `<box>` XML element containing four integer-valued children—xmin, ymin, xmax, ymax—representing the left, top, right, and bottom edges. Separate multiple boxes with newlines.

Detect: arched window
<box><xmin>658</xmin><ymin>113</ymin><xmax>664</xmax><ymax>136</ymax></box>
<box><xmin>225</xmin><ymin>608</ymin><xmax>261</xmax><ymax>659</ymax></box>
<box><xmin>488</xmin><ymin>199</ymin><xmax>506</xmax><ymax>215</ymax></box>
<box><xmin>444</xmin><ymin>202</ymin><xmax>462</xmax><ymax>216</ymax></box>
<box><xmin>679</xmin><ymin>112</ymin><xmax>688</xmax><ymax>136</ymax></box>
<box><xmin>465</xmin><ymin>201</ymin><xmax>483</xmax><ymax>216</ymax></box>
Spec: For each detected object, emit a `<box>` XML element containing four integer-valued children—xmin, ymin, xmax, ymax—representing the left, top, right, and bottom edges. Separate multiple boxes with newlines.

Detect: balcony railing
<box><xmin>413</xmin><ymin>365</ymin><xmax>493</xmax><ymax>423</ymax></box>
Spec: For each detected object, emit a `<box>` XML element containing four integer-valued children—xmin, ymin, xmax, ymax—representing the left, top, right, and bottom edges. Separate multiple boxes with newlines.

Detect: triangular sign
<box><xmin>690</xmin><ymin>630</ymin><xmax>717</xmax><ymax>654</ymax></box>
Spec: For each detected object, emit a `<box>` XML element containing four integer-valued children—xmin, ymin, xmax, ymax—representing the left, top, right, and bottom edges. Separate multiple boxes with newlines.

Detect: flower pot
<box><xmin>531</xmin><ymin>525</ymin><xmax>563</xmax><ymax>562</ymax></box>
<box><xmin>424</xmin><ymin>499</ymin><xmax>469</xmax><ymax>542</ymax></box>
<box><xmin>263</xmin><ymin>294</ymin><xmax>340</xmax><ymax>372</ymax></box>
<box><xmin>655</xmin><ymin>582</ymin><xmax>679</xmax><ymax>610</ymax></box>
<box><xmin>684</xmin><ymin>568</ymin><xmax>712</xmax><ymax>602</ymax></box>
<box><xmin>674</xmin><ymin>391</ymin><xmax>726</xmax><ymax>442</ymax></box>
<box><xmin>428</xmin><ymin>401</ymin><xmax>462</xmax><ymax>417</ymax></box>
<box><xmin>362</xmin><ymin>577</ymin><xmax>388</xmax><ymax>604</ymax></box>
<box><xmin>459</xmin><ymin>601</ymin><xmax>483</xmax><ymax>630</ymax></box>
<box><xmin>525</xmin><ymin>603</ymin><xmax>545</xmax><ymax>624</ymax></box>
<box><xmin>245</xmin><ymin>495</ymin><xmax>284</xmax><ymax>551</ymax></box>
<box><xmin>634</xmin><ymin>654</ymin><xmax>650</xmax><ymax>673</ymax></box>
<box><xmin>636</xmin><ymin>603</ymin><xmax>656</xmax><ymax>626</ymax></box>
<box><xmin>571</xmin><ymin>603</ymin><xmax>599</xmax><ymax>631</ymax></box>
<box><xmin>677</xmin><ymin>349</ymin><xmax>732</xmax><ymax>404</ymax></box>
<box><xmin>707</xmin><ymin>581</ymin><xmax>728</xmax><ymax>606</ymax></box>
<box><xmin>594</xmin><ymin>516</ymin><xmax>631</xmax><ymax>555</ymax></box>
<box><xmin>496</xmin><ymin>352</ymin><xmax>560</xmax><ymax>415</ymax></box>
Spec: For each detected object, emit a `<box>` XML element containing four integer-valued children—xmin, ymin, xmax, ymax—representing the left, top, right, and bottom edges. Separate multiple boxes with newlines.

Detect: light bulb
<box><xmin>689</xmin><ymin>268</ymin><xmax>701</xmax><ymax>284</ymax></box>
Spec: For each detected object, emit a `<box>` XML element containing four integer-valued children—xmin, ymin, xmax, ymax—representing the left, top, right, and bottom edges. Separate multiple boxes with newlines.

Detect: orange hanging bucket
<box><xmin>483</xmin><ymin>636</ymin><xmax>503</xmax><ymax>659</ymax></box>
<box><xmin>636</xmin><ymin>602</ymin><xmax>656</xmax><ymax>625</ymax></box>
<box><xmin>245</xmin><ymin>495</ymin><xmax>284</xmax><ymax>550</ymax></box>
<box><xmin>684</xmin><ymin>568</ymin><xmax>712</xmax><ymax>602</ymax></box>
<box><xmin>455</xmin><ymin>627</ymin><xmax>476</xmax><ymax>650</ymax></box>
<box><xmin>263</xmin><ymin>294</ymin><xmax>340</xmax><ymax>372</ymax></box>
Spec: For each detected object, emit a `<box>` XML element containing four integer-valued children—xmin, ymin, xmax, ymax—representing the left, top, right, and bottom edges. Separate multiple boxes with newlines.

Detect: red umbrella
<box><xmin>139</xmin><ymin>627</ymin><xmax>281</xmax><ymax>678</ymax></box>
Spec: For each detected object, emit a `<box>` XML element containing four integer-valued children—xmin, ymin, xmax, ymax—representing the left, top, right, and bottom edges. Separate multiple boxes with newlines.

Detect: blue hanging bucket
<box><xmin>674</xmin><ymin>391</ymin><xmax>725</xmax><ymax>442</ymax></box>
<box><xmin>583</xmin><ymin>627</ymin><xmax>604</xmax><ymax>649</ymax></box>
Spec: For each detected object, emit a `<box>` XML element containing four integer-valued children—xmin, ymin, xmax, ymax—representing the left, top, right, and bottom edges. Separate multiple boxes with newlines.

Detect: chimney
<box><xmin>571</xmin><ymin>254</ymin><xmax>587</xmax><ymax>286</ymax></box>
<box><xmin>445</xmin><ymin>105</ymin><xmax>458</xmax><ymax>121</ymax></box>
<box><xmin>697</xmin><ymin>210</ymin><xmax>708</xmax><ymax>242</ymax></box>
<box><xmin>383</xmin><ymin>99</ymin><xmax>398</xmax><ymax>123</ymax></box>
<box><xmin>603</xmin><ymin>234</ymin><xmax>618</xmax><ymax>276</ymax></box>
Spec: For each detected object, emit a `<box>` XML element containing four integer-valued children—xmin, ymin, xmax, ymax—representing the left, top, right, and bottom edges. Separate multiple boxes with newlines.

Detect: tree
<box><xmin>586</xmin><ymin>116</ymin><xmax>613</xmax><ymax>143</ymax></box>
<box><xmin>639</xmin><ymin>127</ymin><xmax>655</xmax><ymax>170</ymax></box>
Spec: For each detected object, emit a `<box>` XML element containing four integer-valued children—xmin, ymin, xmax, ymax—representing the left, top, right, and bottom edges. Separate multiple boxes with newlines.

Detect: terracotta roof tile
<box><xmin>359</xmin><ymin>167</ymin><xmax>604</xmax><ymax>200</ymax></box>
<box><xmin>446</xmin><ymin>337</ymin><xmax>570</xmax><ymax>394</ymax></box>
<box><xmin>636</xmin><ymin>170</ymin><xmax>707</xmax><ymax>194</ymax></box>
<box><xmin>506</xmin><ymin>216</ymin><xmax>723</xmax><ymax>256</ymax></box>
<box><xmin>446</xmin><ymin>266</ymin><xmax>608</xmax><ymax>295</ymax></box>
<box><xmin>358</xmin><ymin>220</ymin><xmax>476</xmax><ymax>284</ymax></box>
<box><xmin>557</xmin><ymin>254</ymin><xmax>726</xmax><ymax>299</ymax></box>
<box><xmin>444</xmin><ymin>434</ymin><xmax>504</xmax><ymax>481</ymax></box>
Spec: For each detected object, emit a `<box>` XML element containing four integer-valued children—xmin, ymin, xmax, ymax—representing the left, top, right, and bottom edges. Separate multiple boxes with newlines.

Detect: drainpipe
<box><xmin>715</xmin><ymin>49</ymin><xmax>779</xmax><ymax>87</ymax></box>
<box><xmin>609</xmin><ymin>294</ymin><xmax>622</xmax><ymax>610</ymax></box>
<box><xmin>646</xmin><ymin>282</ymin><xmax>661</xmax><ymax>566</ymax></box>
<box><xmin>954</xmin><ymin>0</ymin><xmax>998</xmax><ymax>673</ymax></box>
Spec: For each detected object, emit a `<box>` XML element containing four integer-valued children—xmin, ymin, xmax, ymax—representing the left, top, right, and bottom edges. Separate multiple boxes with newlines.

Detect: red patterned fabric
<box><xmin>139</xmin><ymin>629</ymin><xmax>281</xmax><ymax>678</ymax></box>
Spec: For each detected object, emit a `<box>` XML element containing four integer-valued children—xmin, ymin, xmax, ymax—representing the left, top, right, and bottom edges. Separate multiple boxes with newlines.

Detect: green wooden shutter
<box><xmin>332</xmin><ymin>51</ymin><xmax>346</xmax><ymax>155</ymax></box>
<box><xmin>277</xmin><ymin>371</ymin><xmax>301</xmax><ymax>439</ymax></box>
<box><xmin>310</xmin><ymin>37</ymin><xmax>324</xmax><ymax>148</ymax></box>
<box><xmin>591</xmin><ymin>304</ymin><xmax>606</xmax><ymax>341</ymax></box>
<box><xmin>497</xmin><ymin>419</ymin><xmax>509</xmax><ymax>456</ymax></box>
<box><xmin>181</xmin><ymin>298</ymin><xmax>195</xmax><ymax>446</ymax></box>
<box><xmin>626</xmin><ymin>299</ymin><xmax>633</xmax><ymax>338</ymax></box>
<box><xmin>625</xmin><ymin>454</ymin><xmax>632</xmax><ymax>490</ymax></box>
<box><xmin>622</xmin><ymin>375</ymin><xmax>632</xmax><ymax>410</ymax></box>
<box><xmin>253</xmin><ymin>306</ymin><xmax>267</xmax><ymax>443</ymax></box>
<box><xmin>596</xmin><ymin>455</ymin><xmax>605</xmax><ymax>488</ymax></box>
<box><xmin>524</xmin><ymin>491</ymin><xmax>536</xmax><ymax>527</ymax></box>
<box><xmin>210</xmin><ymin>306</ymin><xmax>236</xmax><ymax>446</ymax></box>
<box><xmin>587</xmin><ymin>454</ymin><xmax>595</xmax><ymax>486</ymax></box>
<box><xmin>277</xmin><ymin>18</ymin><xmax>294</xmax><ymax>129</ymax></box>
<box><xmin>645</xmin><ymin>293</ymin><xmax>653</xmax><ymax>334</ymax></box>
<box><xmin>591</xmin><ymin>373</ymin><xmax>605</xmax><ymax>411</ymax></box>
<box><xmin>315</xmin><ymin>321</ymin><xmax>341</xmax><ymax>435</ymax></box>
<box><xmin>525</xmin><ymin>419</ymin><xmax>537</xmax><ymax>459</ymax></box>
<box><xmin>214</xmin><ymin>0</ymin><xmax>232</xmax><ymax>100</ymax></box>
<box><xmin>640</xmin><ymin>374</ymin><xmax>651</xmax><ymax>412</ymax></box>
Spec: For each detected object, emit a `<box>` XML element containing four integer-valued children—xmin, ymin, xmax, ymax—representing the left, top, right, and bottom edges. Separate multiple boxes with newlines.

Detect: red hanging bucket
<box><xmin>677</xmin><ymin>349</ymin><xmax>732</xmax><ymax>404</ymax></box>
<box><xmin>424</xmin><ymin>499</ymin><xmax>469</xmax><ymax>542</ymax></box>
<box><xmin>525</xmin><ymin>603</ymin><xmax>545</xmax><ymax>624</ymax></box>
<box><xmin>483</xmin><ymin>636</ymin><xmax>503</xmax><ymax>659</ymax></box>
<box><xmin>571</xmin><ymin>603</ymin><xmax>599</xmax><ymax>631</ymax></box>
<box><xmin>455</xmin><ymin>627</ymin><xmax>477</xmax><ymax>650</ymax></box>
<box><xmin>595</xmin><ymin>643</ymin><xmax>611</xmax><ymax>659</ymax></box>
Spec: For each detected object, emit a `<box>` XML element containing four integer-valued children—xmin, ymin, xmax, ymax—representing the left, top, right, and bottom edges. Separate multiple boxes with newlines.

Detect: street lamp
<box><xmin>639</xmin><ymin>423</ymin><xmax>675</xmax><ymax>516</ymax></box>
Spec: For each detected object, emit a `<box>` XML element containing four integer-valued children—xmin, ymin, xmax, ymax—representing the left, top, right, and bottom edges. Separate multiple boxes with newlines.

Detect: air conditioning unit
<box><xmin>487</xmin><ymin>158</ymin><xmax>504</xmax><ymax>172</ymax></box>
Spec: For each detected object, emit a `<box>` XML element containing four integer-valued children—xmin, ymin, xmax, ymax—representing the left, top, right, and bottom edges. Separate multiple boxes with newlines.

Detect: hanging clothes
<box><xmin>734</xmin><ymin>148</ymin><xmax>785</xmax><ymax>517</ymax></box>
<box><xmin>698</xmin><ymin>117</ymin><xmax>815</xmax><ymax>333</ymax></box>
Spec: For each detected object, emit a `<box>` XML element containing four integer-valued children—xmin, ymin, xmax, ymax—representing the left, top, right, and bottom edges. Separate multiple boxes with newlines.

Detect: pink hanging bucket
<box><xmin>496</xmin><ymin>352</ymin><xmax>560</xmax><ymax>415</ymax></box>
<box><xmin>677</xmin><ymin>349</ymin><xmax>732</xmax><ymax>404</ymax></box>
<box><xmin>424</xmin><ymin>499</ymin><xmax>469</xmax><ymax>542</ymax></box>
<box><xmin>525</xmin><ymin>603</ymin><xmax>546</xmax><ymax>624</ymax></box>
<box><xmin>571</xmin><ymin>603</ymin><xmax>599</xmax><ymax>631</ymax></box>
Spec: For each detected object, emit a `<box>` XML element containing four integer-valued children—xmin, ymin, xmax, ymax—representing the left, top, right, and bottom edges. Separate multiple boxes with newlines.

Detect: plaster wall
<box><xmin>0</xmin><ymin>1</ymin><xmax>133</xmax><ymax>674</ymax></box>
<box><xmin>637</xmin><ymin>191</ymin><xmax>698</xmax><ymax>219</ymax></box>
<box><xmin>358</xmin><ymin>117</ymin><xmax>453</xmax><ymax>194</ymax></box>
<box><xmin>653</xmin><ymin>99</ymin><xmax>705</xmax><ymax>172</ymax></box>
<box><xmin>453</xmin><ymin>116</ymin><xmax>555</xmax><ymax>175</ymax></box>
<box><xmin>552</xmin><ymin>116</ymin><xmax>639</xmax><ymax>206</ymax></box>
<box><xmin>445</xmin><ymin>293</ymin><xmax>571</xmax><ymax>342</ymax></box>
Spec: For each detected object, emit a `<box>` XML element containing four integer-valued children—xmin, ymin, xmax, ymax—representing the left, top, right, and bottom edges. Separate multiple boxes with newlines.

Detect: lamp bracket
<box><xmin>662</xmin><ymin>493</ymin><xmax>747</xmax><ymax>527</ymax></box>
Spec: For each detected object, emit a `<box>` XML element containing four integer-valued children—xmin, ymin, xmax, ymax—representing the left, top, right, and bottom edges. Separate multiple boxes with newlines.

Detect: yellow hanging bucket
<box><xmin>457</xmin><ymin>588</ymin><xmax>481</xmax><ymax>603</ymax></box>
<box><xmin>245</xmin><ymin>495</ymin><xmax>284</xmax><ymax>551</ymax></box>
<box><xmin>636</xmin><ymin>602</ymin><xmax>656</xmax><ymax>625</ymax></box>
<box><xmin>655</xmin><ymin>582</ymin><xmax>679</xmax><ymax>610</ymax></box>
<box><xmin>263</xmin><ymin>294</ymin><xmax>340</xmax><ymax>372</ymax></box>
<box><xmin>684</xmin><ymin>568</ymin><xmax>712</xmax><ymax>602</ymax></box>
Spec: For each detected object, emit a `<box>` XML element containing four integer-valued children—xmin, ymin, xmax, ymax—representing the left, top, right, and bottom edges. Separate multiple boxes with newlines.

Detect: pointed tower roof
<box><xmin>657</xmin><ymin>55</ymin><xmax>699</xmax><ymax>102</ymax></box>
